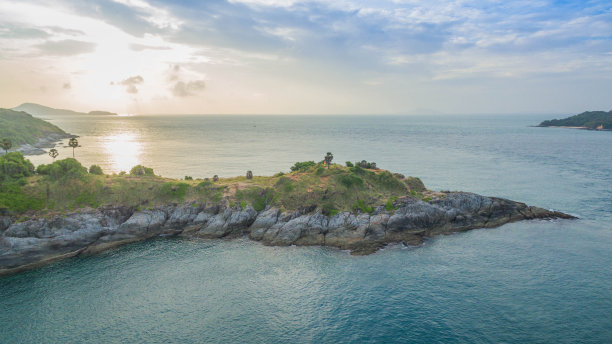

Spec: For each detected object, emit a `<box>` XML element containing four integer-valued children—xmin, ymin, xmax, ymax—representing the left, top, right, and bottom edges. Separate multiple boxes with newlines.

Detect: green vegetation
<box><xmin>130</xmin><ymin>165</ymin><xmax>155</xmax><ymax>176</ymax></box>
<box><xmin>539</xmin><ymin>110</ymin><xmax>612</xmax><ymax>130</ymax></box>
<box><xmin>290</xmin><ymin>161</ymin><xmax>316</xmax><ymax>172</ymax></box>
<box><xmin>0</xmin><ymin>108</ymin><xmax>68</xmax><ymax>146</ymax></box>
<box><xmin>36</xmin><ymin>158</ymin><xmax>87</xmax><ymax>180</ymax></box>
<box><xmin>89</xmin><ymin>165</ymin><xmax>104</xmax><ymax>175</ymax></box>
<box><xmin>0</xmin><ymin>154</ymin><xmax>440</xmax><ymax>216</ymax></box>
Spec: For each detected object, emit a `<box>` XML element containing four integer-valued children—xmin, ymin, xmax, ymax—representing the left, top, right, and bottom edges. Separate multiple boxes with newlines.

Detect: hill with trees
<box><xmin>0</xmin><ymin>108</ymin><xmax>70</xmax><ymax>148</ymax></box>
<box><xmin>538</xmin><ymin>111</ymin><xmax>612</xmax><ymax>130</ymax></box>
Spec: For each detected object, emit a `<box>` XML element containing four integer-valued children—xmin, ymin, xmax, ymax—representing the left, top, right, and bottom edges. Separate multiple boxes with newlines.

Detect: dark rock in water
<box><xmin>0</xmin><ymin>192</ymin><xmax>576</xmax><ymax>276</ymax></box>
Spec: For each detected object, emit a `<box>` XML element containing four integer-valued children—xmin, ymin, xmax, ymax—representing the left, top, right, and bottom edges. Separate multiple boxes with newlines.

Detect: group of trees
<box><xmin>1</xmin><ymin>137</ymin><xmax>79</xmax><ymax>161</ymax></box>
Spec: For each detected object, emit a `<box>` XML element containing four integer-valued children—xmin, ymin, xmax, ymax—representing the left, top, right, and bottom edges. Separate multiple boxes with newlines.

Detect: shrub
<box><xmin>375</xmin><ymin>171</ymin><xmax>405</xmax><ymax>190</ymax></box>
<box><xmin>337</xmin><ymin>174</ymin><xmax>363</xmax><ymax>188</ymax></box>
<box><xmin>385</xmin><ymin>200</ymin><xmax>394</xmax><ymax>211</ymax></box>
<box><xmin>89</xmin><ymin>165</ymin><xmax>104</xmax><ymax>175</ymax></box>
<box><xmin>315</xmin><ymin>167</ymin><xmax>325</xmax><ymax>175</ymax></box>
<box><xmin>321</xmin><ymin>203</ymin><xmax>339</xmax><ymax>216</ymax></box>
<box><xmin>349</xmin><ymin>165</ymin><xmax>365</xmax><ymax>175</ymax></box>
<box><xmin>357</xmin><ymin>160</ymin><xmax>377</xmax><ymax>169</ymax></box>
<box><xmin>36</xmin><ymin>158</ymin><xmax>87</xmax><ymax>180</ymax></box>
<box><xmin>345</xmin><ymin>161</ymin><xmax>354</xmax><ymax>167</ymax></box>
<box><xmin>275</xmin><ymin>176</ymin><xmax>294</xmax><ymax>192</ymax></box>
<box><xmin>159</xmin><ymin>182</ymin><xmax>189</xmax><ymax>202</ymax></box>
<box><xmin>0</xmin><ymin>182</ymin><xmax>45</xmax><ymax>212</ymax></box>
<box><xmin>0</xmin><ymin>152</ymin><xmax>34</xmax><ymax>179</ymax></box>
<box><xmin>290</xmin><ymin>161</ymin><xmax>316</xmax><ymax>172</ymax></box>
<box><xmin>246</xmin><ymin>170</ymin><xmax>253</xmax><ymax>179</ymax></box>
<box><xmin>353</xmin><ymin>199</ymin><xmax>373</xmax><ymax>213</ymax></box>
<box><xmin>130</xmin><ymin>165</ymin><xmax>155</xmax><ymax>176</ymax></box>
<box><xmin>184</xmin><ymin>176</ymin><xmax>193</xmax><ymax>180</ymax></box>
<box><xmin>405</xmin><ymin>177</ymin><xmax>426</xmax><ymax>192</ymax></box>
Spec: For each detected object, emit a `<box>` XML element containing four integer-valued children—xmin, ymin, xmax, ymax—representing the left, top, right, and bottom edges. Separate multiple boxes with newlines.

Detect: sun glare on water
<box><xmin>103</xmin><ymin>133</ymin><xmax>142</xmax><ymax>173</ymax></box>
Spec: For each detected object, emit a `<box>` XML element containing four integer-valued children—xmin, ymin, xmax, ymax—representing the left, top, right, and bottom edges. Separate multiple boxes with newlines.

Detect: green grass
<box><xmin>0</xmin><ymin>158</ymin><xmax>437</xmax><ymax>215</ymax></box>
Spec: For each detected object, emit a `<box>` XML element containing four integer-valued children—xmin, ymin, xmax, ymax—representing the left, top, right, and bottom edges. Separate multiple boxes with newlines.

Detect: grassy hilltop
<box><xmin>0</xmin><ymin>153</ymin><xmax>436</xmax><ymax>217</ymax></box>
<box><xmin>0</xmin><ymin>108</ymin><xmax>68</xmax><ymax>146</ymax></box>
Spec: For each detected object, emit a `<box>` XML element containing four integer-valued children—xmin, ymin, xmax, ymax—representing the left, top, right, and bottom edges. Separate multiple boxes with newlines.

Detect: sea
<box><xmin>1</xmin><ymin>114</ymin><xmax>611</xmax><ymax>343</ymax></box>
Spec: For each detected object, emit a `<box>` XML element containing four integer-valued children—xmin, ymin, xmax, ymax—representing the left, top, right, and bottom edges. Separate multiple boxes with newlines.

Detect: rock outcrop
<box><xmin>0</xmin><ymin>192</ymin><xmax>575</xmax><ymax>275</ymax></box>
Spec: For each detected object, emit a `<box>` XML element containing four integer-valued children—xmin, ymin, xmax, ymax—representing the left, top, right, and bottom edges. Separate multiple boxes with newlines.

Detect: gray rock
<box><xmin>0</xmin><ymin>193</ymin><xmax>576</xmax><ymax>275</ymax></box>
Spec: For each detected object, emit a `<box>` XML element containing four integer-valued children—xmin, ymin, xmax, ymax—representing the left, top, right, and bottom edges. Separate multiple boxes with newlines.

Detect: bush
<box><xmin>290</xmin><ymin>161</ymin><xmax>316</xmax><ymax>172</ymax></box>
<box><xmin>375</xmin><ymin>171</ymin><xmax>405</xmax><ymax>190</ymax></box>
<box><xmin>159</xmin><ymin>182</ymin><xmax>189</xmax><ymax>202</ymax></box>
<box><xmin>353</xmin><ymin>199</ymin><xmax>373</xmax><ymax>213</ymax></box>
<box><xmin>36</xmin><ymin>158</ymin><xmax>87</xmax><ymax>180</ymax></box>
<box><xmin>337</xmin><ymin>174</ymin><xmax>363</xmax><ymax>188</ymax></box>
<box><xmin>356</xmin><ymin>160</ymin><xmax>377</xmax><ymax>169</ymax></box>
<box><xmin>385</xmin><ymin>200</ymin><xmax>394</xmax><ymax>211</ymax></box>
<box><xmin>184</xmin><ymin>176</ymin><xmax>193</xmax><ymax>180</ymax></box>
<box><xmin>89</xmin><ymin>165</ymin><xmax>104</xmax><ymax>175</ymax></box>
<box><xmin>405</xmin><ymin>177</ymin><xmax>426</xmax><ymax>192</ymax></box>
<box><xmin>0</xmin><ymin>152</ymin><xmax>34</xmax><ymax>179</ymax></box>
<box><xmin>130</xmin><ymin>165</ymin><xmax>155</xmax><ymax>176</ymax></box>
<box><xmin>275</xmin><ymin>176</ymin><xmax>294</xmax><ymax>192</ymax></box>
<box><xmin>345</xmin><ymin>161</ymin><xmax>354</xmax><ymax>167</ymax></box>
<box><xmin>0</xmin><ymin>182</ymin><xmax>45</xmax><ymax>213</ymax></box>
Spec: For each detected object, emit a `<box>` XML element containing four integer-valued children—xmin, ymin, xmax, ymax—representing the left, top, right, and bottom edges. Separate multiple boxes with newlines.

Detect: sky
<box><xmin>0</xmin><ymin>0</ymin><xmax>611</xmax><ymax>115</ymax></box>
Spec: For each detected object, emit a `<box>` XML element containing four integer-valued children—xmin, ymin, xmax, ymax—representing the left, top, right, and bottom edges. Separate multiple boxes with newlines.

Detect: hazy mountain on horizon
<box><xmin>12</xmin><ymin>103</ymin><xmax>117</xmax><ymax>118</ymax></box>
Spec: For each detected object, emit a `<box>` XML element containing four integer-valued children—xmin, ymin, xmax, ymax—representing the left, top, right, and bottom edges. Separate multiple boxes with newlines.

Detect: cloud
<box><xmin>0</xmin><ymin>24</ymin><xmax>49</xmax><ymax>39</ymax></box>
<box><xmin>172</xmin><ymin>80</ymin><xmax>205</xmax><ymax>97</ymax></box>
<box><xmin>35</xmin><ymin>39</ymin><xmax>96</xmax><ymax>56</ymax></box>
<box><xmin>129</xmin><ymin>43</ymin><xmax>171</xmax><ymax>51</ymax></box>
<box><xmin>116</xmin><ymin>75</ymin><xmax>144</xmax><ymax>94</ymax></box>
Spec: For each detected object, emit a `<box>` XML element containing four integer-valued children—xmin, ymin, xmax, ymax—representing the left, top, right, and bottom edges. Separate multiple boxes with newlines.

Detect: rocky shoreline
<box><xmin>0</xmin><ymin>192</ymin><xmax>575</xmax><ymax>276</ymax></box>
<box><xmin>7</xmin><ymin>132</ymin><xmax>77</xmax><ymax>156</ymax></box>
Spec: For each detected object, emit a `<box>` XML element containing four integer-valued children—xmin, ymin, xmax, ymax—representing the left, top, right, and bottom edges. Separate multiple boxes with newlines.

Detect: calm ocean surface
<box><xmin>2</xmin><ymin>114</ymin><xmax>612</xmax><ymax>343</ymax></box>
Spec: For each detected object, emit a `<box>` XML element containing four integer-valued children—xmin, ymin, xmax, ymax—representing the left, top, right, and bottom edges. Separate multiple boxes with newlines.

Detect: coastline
<box><xmin>1</xmin><ymin>132</ymin><xmax>76</xmax><ymax>156</ymax></box>
<box><xmin>0</xmin><ymin>192</ymin><xmax>575</xmax><ymax>276</ymax></box>
<box><xmin>536</xmin><ymin>125</ymin><xmax>611</xmax><ymax>131</ymax></box>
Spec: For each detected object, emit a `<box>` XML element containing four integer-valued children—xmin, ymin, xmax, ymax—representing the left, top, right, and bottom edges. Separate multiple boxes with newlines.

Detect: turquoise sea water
<box><xmin>2</xmin><ymin>114</ymin><xmax>612</xmax><ymax>343</ymax></box>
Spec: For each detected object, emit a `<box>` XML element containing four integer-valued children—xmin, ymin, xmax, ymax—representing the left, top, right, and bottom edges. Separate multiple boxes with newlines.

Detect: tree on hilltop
<box><xmin>324</xmin><ymin>152</ymin><xmax>333</xmax><ymax>169</ymax></box>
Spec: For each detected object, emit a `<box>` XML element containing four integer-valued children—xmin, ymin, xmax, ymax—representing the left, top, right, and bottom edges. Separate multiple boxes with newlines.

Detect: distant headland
<box><xmin>12</xmin><ymin>103</ymin><xmax>118</xmax><ymax>118</ymax></box>
<box><xmin>537</xmin><ymin>110</ymin><xmax>612</xmax><ymax>130</ymax></box>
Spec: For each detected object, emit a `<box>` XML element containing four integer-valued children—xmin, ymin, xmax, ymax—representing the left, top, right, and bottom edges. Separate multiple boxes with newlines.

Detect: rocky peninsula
<box><xmin>0</xmin><ymin>156</ymin><xmax>575</xmax><ymax>276</ymax></box>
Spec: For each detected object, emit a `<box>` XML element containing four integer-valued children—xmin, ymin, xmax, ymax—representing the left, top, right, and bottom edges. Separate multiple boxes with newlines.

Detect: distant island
<box><xmin>12</xmin><ymin>103</ymin><xmax>118</xmax><ymax>118</ymax></box>
<box><xmin>0</xmin><ymin>153</ymin><xmax>575</xmax><ymax>275</ymax></box>
<box><xmin>538</xmin><ymin>110</ymin><xmax>612</xmax><ymax>130</ymax></box>
<box><xmin>0</xmin><ymin>108</ymin><xmax>74</xmax><ymax>155</ymax></box>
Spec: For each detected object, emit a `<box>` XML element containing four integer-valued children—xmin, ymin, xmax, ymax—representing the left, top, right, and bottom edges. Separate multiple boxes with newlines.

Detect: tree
<box><xmin>1</xmin><ymin>138</ymin><xmax>11</xmax><ymax>173</ymax></box>
<box><xmin>48</xmin><ymin>148</ymin><xmax>59</xmax><ymax>161</ymax></box>
<box><xmin>213</xmin><ymin>175</ymin><xmax>219</xmax><ymax>182</ymax></box>
<box><xmin>1</xmin><ymin>138</ymin><xmax>11</xmax><ymax>155</ymax></box>
<box><xmin>324</xmin><ymin>152</ymin><xmax>333</xmax><ymax>169</ymax></box>
<box><xmin>246</xmin><ymin>170</ymin><xmax>253</xmax><ymax>179</ymax></box>
<box><xmin>68</xmin><ymin>138</ymin><xmax>79</xmax><ymax>158</ymax></box>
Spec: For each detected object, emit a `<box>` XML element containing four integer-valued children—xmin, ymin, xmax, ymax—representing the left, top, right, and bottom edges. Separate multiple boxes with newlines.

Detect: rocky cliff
<box><xmin>0</xmin><ymin>192</ymin><xmax>574</xmax><ymax>276</ymax></box>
